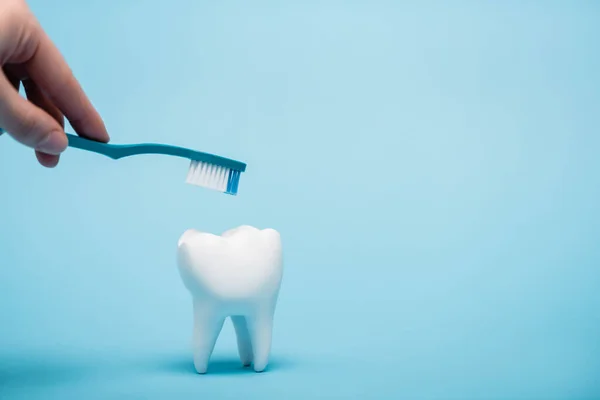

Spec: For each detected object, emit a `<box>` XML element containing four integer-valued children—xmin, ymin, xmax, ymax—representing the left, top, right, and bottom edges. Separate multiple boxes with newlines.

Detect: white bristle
<box><xmin>186</xmin><ymin>160</ymin><xmax>239</xmax><ymax>194</ymax></box>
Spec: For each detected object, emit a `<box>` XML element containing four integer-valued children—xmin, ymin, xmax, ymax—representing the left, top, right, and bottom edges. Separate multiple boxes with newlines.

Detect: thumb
<box><xmin>0</xmin><ymin>71</ymin><xmax>67</xmax><ymax>154</ymax></box>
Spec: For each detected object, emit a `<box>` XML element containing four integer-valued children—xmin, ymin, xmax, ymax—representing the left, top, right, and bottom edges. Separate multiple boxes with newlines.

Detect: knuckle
<box><xmin>16</xmin><ymin>107</ymin><xmax>44</xmax><ymax>145</ymax></box>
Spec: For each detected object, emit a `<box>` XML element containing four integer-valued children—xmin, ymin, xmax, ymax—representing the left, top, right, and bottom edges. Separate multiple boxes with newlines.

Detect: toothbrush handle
<box><xmin>67</xmin><ymin>133</ymin><xmax>112</xmax><ymax>154</ymax></box>
<box><xmin>66</xmin><ymin>133</ymin><xmax>127</xmax><ymax>159</ymax></box>
<box><xmin>65</xmin><ymin>133</ymin><xmax>198</xmax><ymax>161</ymax></box>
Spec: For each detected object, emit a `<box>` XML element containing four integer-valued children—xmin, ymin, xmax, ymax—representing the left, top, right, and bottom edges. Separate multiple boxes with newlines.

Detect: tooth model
<box><xmin>177</xmin><ymin>225</ymin><xmax>283</xmax><ymax>373</ymax></box>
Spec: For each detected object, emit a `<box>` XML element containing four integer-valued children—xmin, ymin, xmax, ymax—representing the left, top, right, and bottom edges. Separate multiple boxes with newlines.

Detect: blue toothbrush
<box><xmin>67</xmin><ymin>133</ymin><xmax>246</xmax><ymax>195</ymax></box>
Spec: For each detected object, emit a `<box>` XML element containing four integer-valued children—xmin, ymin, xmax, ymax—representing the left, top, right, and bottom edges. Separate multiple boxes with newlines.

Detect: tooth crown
<box><xmin>177</xmin><ymin>226</ymin><xmax>282</xmax><ymax>300</ymax></box>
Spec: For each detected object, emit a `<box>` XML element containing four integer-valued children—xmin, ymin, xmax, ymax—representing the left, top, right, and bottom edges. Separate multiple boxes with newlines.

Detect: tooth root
<box><xmin>231</xmin><ymin>316</ymin><xmax>253</xmax><ymax>367</ymax></box>
<box><xmin>246</xmin><ymin>308</ymin><xmax>275</xmax><ymax>372</ymax></box>
<box><xmin>192</xmin><ymin>302</ymin><xmax>225</xmax><ymax>374</ymax></box>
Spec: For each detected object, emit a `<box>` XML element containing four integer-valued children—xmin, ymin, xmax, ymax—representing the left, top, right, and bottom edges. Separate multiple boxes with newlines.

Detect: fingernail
<box><xmin>37</xmin><ymin>131</ymin><xmax>67</xmax><ymax>155</ymax></box>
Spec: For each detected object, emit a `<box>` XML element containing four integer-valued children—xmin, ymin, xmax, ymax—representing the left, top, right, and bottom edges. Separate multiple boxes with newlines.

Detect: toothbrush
<box><xmin>66</xmin><ymin>133</ymin><xmax>246</xmax><ymax>195</ymax></box>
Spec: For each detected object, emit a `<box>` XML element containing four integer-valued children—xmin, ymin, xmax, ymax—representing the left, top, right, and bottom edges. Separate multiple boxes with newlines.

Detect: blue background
<box><xmin>1</xmin><ymin>0</ymin><xmax>599</xmax><ymax>398</ymax></box>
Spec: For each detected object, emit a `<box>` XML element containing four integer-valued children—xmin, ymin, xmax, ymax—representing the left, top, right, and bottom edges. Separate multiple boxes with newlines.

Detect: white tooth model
<box><xmin>177</xmin><ymin>225</ymin><xmax>283</xmax><ymax>373</ymax></box>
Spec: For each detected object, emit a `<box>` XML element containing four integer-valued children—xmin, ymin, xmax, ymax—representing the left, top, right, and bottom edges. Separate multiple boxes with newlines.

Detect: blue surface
<box><xmin>1</xmin><ymin>1</ymin><xmax>600</xmax><ymax>399</ymax></box>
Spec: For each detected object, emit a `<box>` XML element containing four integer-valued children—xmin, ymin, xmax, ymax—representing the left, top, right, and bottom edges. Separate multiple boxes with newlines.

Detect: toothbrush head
<box><xmin>185</xmin><ymin>160</ymin><xmax>243</xmax><ymax>195</ymax></box>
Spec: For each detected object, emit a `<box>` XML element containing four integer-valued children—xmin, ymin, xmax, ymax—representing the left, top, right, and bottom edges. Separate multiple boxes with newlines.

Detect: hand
<box><xmin>0</xmin><ymin>0</ymin><xmax>109</xmax><ymax>167</ymax></box>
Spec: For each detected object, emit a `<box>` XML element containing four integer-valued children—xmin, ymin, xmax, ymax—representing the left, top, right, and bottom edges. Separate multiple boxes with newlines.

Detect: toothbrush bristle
<box><xmin>185</xmin><ymin>160</ymin><xmax>242</xmax><ymax>195</ymax></box>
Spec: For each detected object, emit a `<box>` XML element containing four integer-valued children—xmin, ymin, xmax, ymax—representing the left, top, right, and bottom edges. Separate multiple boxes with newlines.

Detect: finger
<box><xmin>2</xmin><ymin>65</ymin><xmax>23</xmax><ymax>136</ymax></box>
<box><xmin>1</xmin><ymin>68</ymin><xmax>21</xmax><ymax>137</ymax></box>
<box><xmin>23</xmin><ymin>78</ymin><xmax>65</xmax><ymax>168</ymax></box>
<box><xmin>0</xmin><ymin>70</ymin><xmax>67</xmax><ymax>154</ymax></box>
<box><xmin>23</xmin><ymin>78</ymin><xmax>64</xmax><ymax>128</ymax></box>
<box><xmin>35</xmin><ymin>150</ymin><xmax>60</xmax><ymax>168</ymax></box>
<box><xmin>25</xmin><ymin>29</ymin><xmax>109</xmax><ymax>143</ymax></box>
